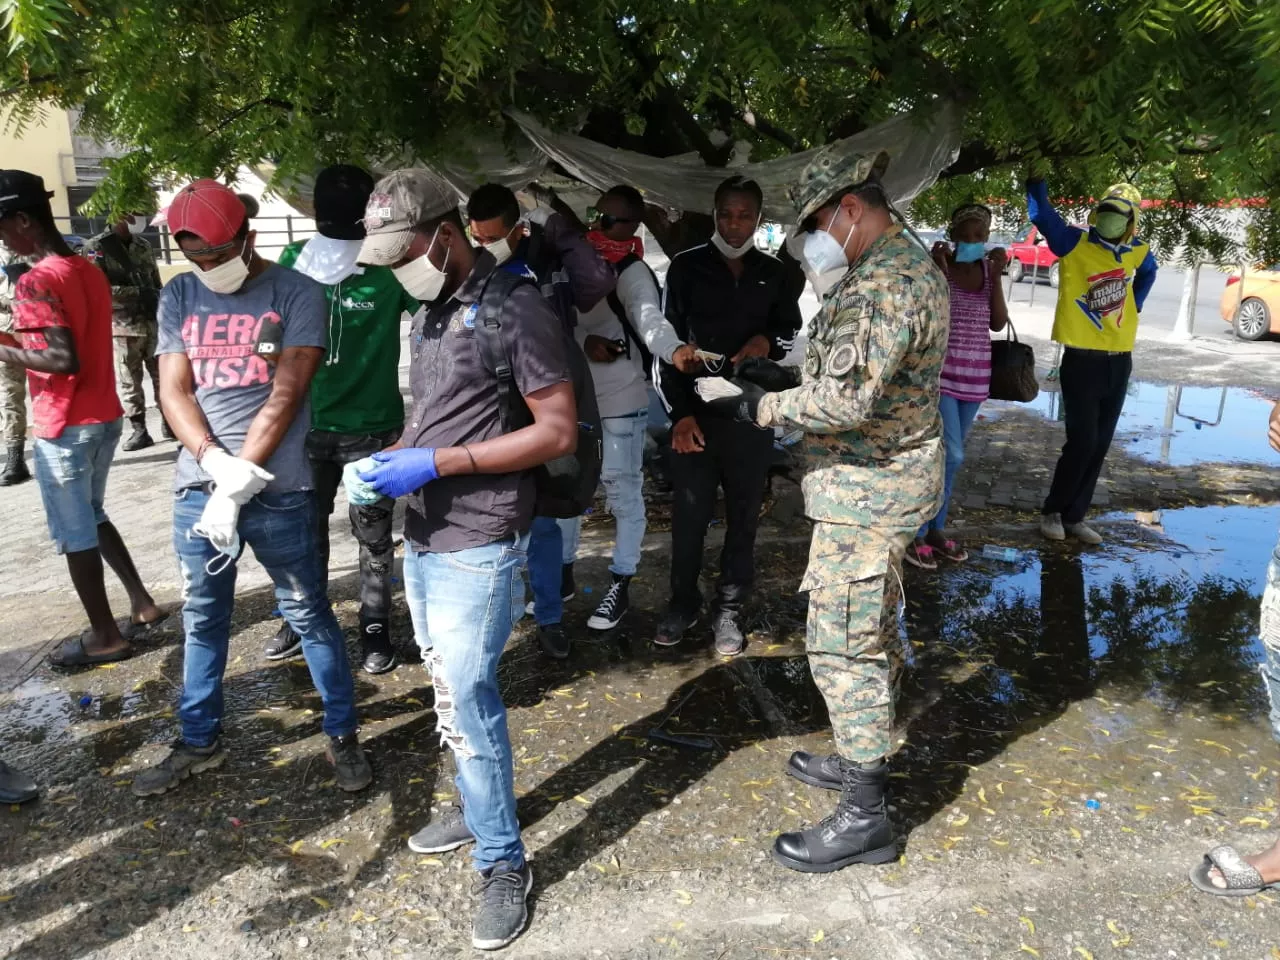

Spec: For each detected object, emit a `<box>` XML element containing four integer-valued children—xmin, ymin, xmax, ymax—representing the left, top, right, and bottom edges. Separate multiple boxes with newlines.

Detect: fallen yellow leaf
<box><xmin>289</xmin><ymin>840</ymin><xmax>304</xmax><ymax>854</ymax></box>
<box><xmin>810</xmin><ymin>929</ymin><xmax>825</xmax><ymax>943</ymax></box>
<box><xmin>419</xmin><ymin>857</ymin><xmax>443</xmax><ymax>866</ymax></box>
<box><xmin>1019</xmin><ymin>916</ymin><xmax>1036</xmax><ymax>934</ymax></box>
<box><xmin>320</xmin><ymin>839</ymin><xmax>346</xmax><ymax>850</ymax></box>
<box><xmin>1019</xmin><ymin>945</ymin><xmax>1040</xmax><ymax>958</ymax></box>
<box><xmin>181</xmin><ymin>923</ymin><xmax>199</xmax><ymax>933</ymax></box>
<box><xmin>311</xmin><ymin>896</ymin><xmax>331</xmax><ymax>909</ymax></box>
<box><xmin>971</xmin><ymin>904</ymin><xmax>989</xmax><ymax>916</ymax></box>
<box><xmin>143</xmin><ymin>819</ymin><xmax>156</xmax><ymax>831</ymax></box>
<box><xmin>1240</xmin><ymin>817</ymin><xmax>1272</xmax><ymax>828</ymax></box>
<box><xmin>1074</xmin><ymin>949</ymin><xmax>1095</xmax><ymax>960</ymax></box>
<box><xmin>674</xmin><ymin>889</ymin><xmax>693</xmax><ymax>905</ymax></box>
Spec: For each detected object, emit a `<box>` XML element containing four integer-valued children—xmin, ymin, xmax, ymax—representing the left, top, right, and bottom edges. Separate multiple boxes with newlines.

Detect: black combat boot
<box><xmin>0</xmin><ymin>442</ymin><xmax>29</xmax><ymax>485</ymax></box>
<box><xmin>122</xmin><ymin>414</ymin><xmax>154</xmax><ymax>451</ymax></box>
<box><xmin>772</xmin><ymin>759</ymin><xmax>897</xmax><ymax>873</ymax></box>
<box><xmin>360</xmin><ymin>615</ymin><xmax>397</xmax><ymax>675</ymax></box>
<box><xmin>785</xmin><ymin>750</ymin><xmax>842</xmax><ymax>791</ymax></box>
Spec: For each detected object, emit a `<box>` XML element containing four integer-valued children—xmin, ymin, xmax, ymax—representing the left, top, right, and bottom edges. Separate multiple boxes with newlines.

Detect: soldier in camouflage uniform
<box><xmin>0</xmin><ymin>248</ymin><xmax>32</xmax><ymax>484</ymax></box>
<box><xmin>697</xmin><ymin>148</ymin><xmax>949</xmax><ymax>873</ymax></box>
<box><xmin>83</xmin><ymin>215</ymin><xmax>168</xmax><ymax>451</ymax></box>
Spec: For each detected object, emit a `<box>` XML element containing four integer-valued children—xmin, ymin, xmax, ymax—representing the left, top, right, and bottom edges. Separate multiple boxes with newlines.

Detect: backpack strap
<box><xmin>474</xmin><ymin>268</ymin><xmax>533</xmax><ymax>433</ymax></box>
<box><xmin>607</xmin><ymin>253</ymin><xmax>659</xmax><ymax>364</ymax></box>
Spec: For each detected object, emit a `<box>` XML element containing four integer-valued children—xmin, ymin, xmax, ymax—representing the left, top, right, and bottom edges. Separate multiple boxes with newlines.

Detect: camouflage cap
<box><xmin>788</xmin><ymin>148</ymin><xmax>890</xmax><ymax>225</ymax></box>
<box><xmin>358</xmin><ymin>168</ymin><xmax>459</xmax><ymax>266</ymax></box>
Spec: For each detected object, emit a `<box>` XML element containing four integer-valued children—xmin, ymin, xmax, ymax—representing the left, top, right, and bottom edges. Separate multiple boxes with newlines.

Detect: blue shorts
<box><xmin>33</xmin><ymin>419</ymin><xmax>123</xmax><ymax>554</ymax></box>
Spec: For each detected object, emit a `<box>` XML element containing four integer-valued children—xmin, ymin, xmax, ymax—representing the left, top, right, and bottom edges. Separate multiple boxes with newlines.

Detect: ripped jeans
<box><xmin>402</xmin><ymin>533</ymin><xmax>528</xmax><ymax>871</ymax></box>
<box><xmin>1260</xmin><ymin>533</ymin><xmax>1280</xmax><ymax>745</ymax></box>
<box><xmin>172</xmin><ymin>487</ymin><xmax>359</xmax><ymax>748</ymax></box>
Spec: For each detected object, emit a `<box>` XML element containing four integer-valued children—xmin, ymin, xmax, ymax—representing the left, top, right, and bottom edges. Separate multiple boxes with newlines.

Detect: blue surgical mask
<box><xmin>954</xmin><ymin>241</ymin><xmax>986</xmax><ymax>263</ymax></box>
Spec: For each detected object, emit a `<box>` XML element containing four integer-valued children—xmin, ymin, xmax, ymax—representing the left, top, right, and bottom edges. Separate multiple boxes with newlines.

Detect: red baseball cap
<box><xmin>164</xmin><ymin>179</ymin><xmax>247</xmax><ymax>248</ymax></box>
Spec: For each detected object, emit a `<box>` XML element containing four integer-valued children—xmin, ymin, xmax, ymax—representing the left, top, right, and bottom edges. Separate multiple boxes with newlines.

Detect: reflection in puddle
<box><xmin>987</xmin><ymin>380</ymin><xmax>1278</xmax><ymax>466</ymax></box>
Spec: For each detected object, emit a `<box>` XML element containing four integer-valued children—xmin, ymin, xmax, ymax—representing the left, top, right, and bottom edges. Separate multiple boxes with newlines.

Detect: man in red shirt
<box><xmin>0</xmin><ymin>170</ymin><xmax>163</xmax><ymax>667</ymax></box>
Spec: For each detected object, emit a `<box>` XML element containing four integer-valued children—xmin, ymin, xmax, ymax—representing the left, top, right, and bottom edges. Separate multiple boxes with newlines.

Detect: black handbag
<box><xmin>988</xmin><ymin>319</ymin><xmax>1039</xmax><ymax>403</ymax></box>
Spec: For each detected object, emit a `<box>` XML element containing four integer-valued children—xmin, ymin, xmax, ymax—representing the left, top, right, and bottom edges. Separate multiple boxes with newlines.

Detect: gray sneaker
<box><xmin>408</xmin><ymin>803</ymin><xmax>475</xmax><ymax>854</ymax></box>
<box><xmin>472</xmin><ymin>860</ymin><xmax>533</xmax><ymax>950</ymax></box>
<box><xmin>326</xmin><ymin>734</ymin><xmax>373</xmax><ymax>792</ymax></box>
<box><xmin>0</xmin><ymin>757</ymin><xmax>38</xmax><ymax>804</ymax></box>
<box><xmin>1040</xmin><ymin>512</ymin><xmax>1066</xmax><ymax>541</ymax></box>
<box><xmin>1065</xmin><ymin>521</ymin><xmax>1103</xmax><ymax>545</ymax></box>
<box><xmin>132</xmin><ymin>739</ymin><xmax>226</xmax><ymax>797</ymax></box>
<box><xmin>713</xmin><ymin>609</ymin><xmax>746</xmax><ymax>657</ymax></box>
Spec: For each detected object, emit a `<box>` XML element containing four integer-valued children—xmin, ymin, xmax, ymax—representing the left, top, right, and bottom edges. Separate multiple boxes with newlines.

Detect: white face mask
<box><xmin>393</xmin><ymin>227</ymin><xmax>449</xmax><ymax>301</ymax></box>
<box><xmin>802</xmin><ymin>213</ymin><xmax>856</xmax><ymax>277</ymax></box>
<box><xmin>126</xmin><ymin>216</ymin><xmax>148</xmax><ymax>236</ymax></box>
<box><xmin>482</xmin><ymin>236</ymin><xmax>513</xmax><ymax>266</ymax></box>
<box><xmin>710</xmin><ymin>228</ymin><xmax>757</xmax><ymax>260</ymax></box>
<box><xmin>192</xmin><ymin>237</ymin><xmax>252</xmax><ymax>295</ymax></box>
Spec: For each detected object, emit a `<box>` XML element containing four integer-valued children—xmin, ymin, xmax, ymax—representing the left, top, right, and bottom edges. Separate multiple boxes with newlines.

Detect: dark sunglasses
<box><xmin>588</xmin><ymin>208</ymin><xmax>639</xmax><ymax>230</ymax></box>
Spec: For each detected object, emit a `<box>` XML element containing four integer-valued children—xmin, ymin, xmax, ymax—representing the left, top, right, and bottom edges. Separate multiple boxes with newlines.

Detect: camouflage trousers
<box><xmin>802</xmin><ymin>521</ymin><xmax>911</xmax><ymax>763</ymax></box>
<box><xmin>0</xmin><ymin>312</ymin><xmax>26</xmax><ymax>446</ymax></box>
<box><xmin>0</xmin><ymin>353</ymin><xmax>26</xmax><ymax>446</ymax></box>
<box><xmin>114</xmin><ymin>330</ymin><xmax>160</xmax><ymax>420</ymax></box>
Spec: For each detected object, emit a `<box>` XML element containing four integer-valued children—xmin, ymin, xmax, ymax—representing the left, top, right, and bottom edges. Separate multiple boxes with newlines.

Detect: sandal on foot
<box><xmin>49</xmin><ymin>633</ymin><xmax>134</xmax><ymax>669</ymax></box>
<box><xmin>126</xmin><ymin>608</ymin><xmax>171</xmax><ymax>640</ymax></box>
<box><xmin>1189</xmin><ymin>844</ymin><xmax>1280</xmax><ymax>897</ymax></box>
<box><xmin>933</xmin><ymin>539</ymin><xmax>969</xmax><ymax>563</ymax></box>
<box><xmin>904</xmin><ymin>543</ymin><xmax>937</xmax><ymax>570</ymax></box>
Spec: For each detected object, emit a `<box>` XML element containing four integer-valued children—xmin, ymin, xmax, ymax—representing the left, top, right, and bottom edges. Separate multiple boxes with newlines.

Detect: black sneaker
<box><xmin>264</xmin><ymin>622</ymin><xmax>302</xmax><ymax>661</ymax></box>
<box><xmin>560</xmin><ymin>562</ymin><xmax>576</xmax><ymax>603</ymax></box>
<box><xmin>360</xmin><ymin>617</ymin><xmax>397</xmax><ymax>675</ymax></box>
<box><xmin>408</xmin><ymin>803</ymin><xmax>475</xmax><ymax>854</ymax></box>
<box><xmin>654</xmin><ymin>609</ymin><xmax>696</xmax><ymax>648</ymax></box>
<box><xmin>472</xmin><ymin>860</ymin><xmax>533</xmax><ymax>951</ymax></box>
<box><xmin>537</xmin><ymin>623</ymin><xmax>570</xmax><ymax>660</ymax></box>
<box><xmin>713</xmin><ymin>609</ymin><xmax>746</xmax><ymax>657</ymax></box>
<box><xmin>326</xmin><ymin>734</ymin><xmax>373</xmax><ymax>792</ymax></box>
<box><xmin>587</xmin><ymin>575</ymin><xmax>630</xmax><ymax>631</ymax></box>
<box><xmin>132</xmin><ymin>739</ymin><xmax>227</xmax><ymax>797</ymax></box>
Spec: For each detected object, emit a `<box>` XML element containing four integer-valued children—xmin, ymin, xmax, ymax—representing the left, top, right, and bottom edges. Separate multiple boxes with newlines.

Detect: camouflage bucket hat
<box><xmin>789</xmin><ymin>148</ymin><xmax>890</xmax><ymax>225</ymax></box>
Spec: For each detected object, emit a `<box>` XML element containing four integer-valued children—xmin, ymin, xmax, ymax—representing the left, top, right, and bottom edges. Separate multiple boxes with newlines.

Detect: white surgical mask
<box><xmin>710</xmin><ymin>226</ymin><xmax>757</xmax><ymax>260</ymax></box>
<box><xmin>192</xmin><ymin>237</ymin><xmax>252</xmax><ymax>295</ymax></box>
<box><xmin>482</xmin><ymin>236</ymin><xmax>513</xmax><ymax>266</ymax></box>
<box><xmin>393</xmin><ymin>227</ymin><xmax>449</xmax><ymax>302</ymax></box>
<box><xmin>802</xmin><ymin>214</ymin><xmax>856</xmax><ymax>276</ymax></box>
<box><xmin>294</xmin><ymin>234</ymin><xmax>362</xmax><ymax>286</ymax></box>
<box><xmin>126</xmin><ymin>216</ymin><xmax>148</xmax><ymax>237</ymax></box>
<box><xmin>191</xmin><ymin>497</ymin><xmax>241</xmax><ymax>576</ymax></box>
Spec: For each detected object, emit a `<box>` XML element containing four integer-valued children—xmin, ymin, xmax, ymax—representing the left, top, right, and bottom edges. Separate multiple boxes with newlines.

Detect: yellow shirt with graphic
<box><xmin>1051</xmin><ymin>237</ymin><xmax>1150</xmax><ymax>352</ymax></box>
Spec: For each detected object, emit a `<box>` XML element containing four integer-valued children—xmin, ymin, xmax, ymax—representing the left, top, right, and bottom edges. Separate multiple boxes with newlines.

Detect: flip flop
<box><xmin>934</xmin><ymin>539</ymin><xmax>969</xmax><ymax>563</ymax></box>
<box><xmin>1189</xmin><ymin>844</ymin><xmax>1280</xmax><ymax>898</ymax></box>
<box><xmin>904</xmin><ymin>543</ymin><xmax>938</xmax><ymax>570</ymax></box>
<box><xmin>126</xmin><ymin>608</ymin><xmax>172</xmax><ymax>640</ymax></box>
<box><xmin>48</xmin><ymin>633</ymin><xmax>134</xmax><ymax>669</ymax></box>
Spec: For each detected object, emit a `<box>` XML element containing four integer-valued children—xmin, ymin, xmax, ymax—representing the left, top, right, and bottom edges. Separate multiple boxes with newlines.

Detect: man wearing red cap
<box><xmin>132</xmin><ymin>178</ymin><xmax>372</xmax><ymax>797</ymax></box>
<box><xmin>0</xmin><ymin>169</ymin><xmax>164</xmax><ymax>668</ymax></box>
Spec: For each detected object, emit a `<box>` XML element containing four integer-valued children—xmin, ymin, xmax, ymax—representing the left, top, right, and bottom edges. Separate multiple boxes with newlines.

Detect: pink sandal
<box><xmin>934</xmin><ymin>539</ymin><xmax>969</xmax><ymax>563</ymax></box>
<box><xmin>904</xmin><ymin>542</ymin><xmax>938</xmax><ymax>570</ymax></box>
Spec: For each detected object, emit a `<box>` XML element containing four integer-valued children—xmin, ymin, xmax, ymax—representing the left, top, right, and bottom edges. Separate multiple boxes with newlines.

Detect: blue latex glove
<box><xmin>343</xmin><ymin>457</ymin><xmax>383</xmax><ymax>506</ymax></box>
<box><xmin>357</xmin><ymin>447</ymin><xmax>438</xmax><ymax>499</ymax></box>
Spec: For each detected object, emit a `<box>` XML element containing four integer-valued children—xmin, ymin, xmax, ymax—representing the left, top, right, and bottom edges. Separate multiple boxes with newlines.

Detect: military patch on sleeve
<box><xmin>827</xmin><ymin>340</ymin><xmax>860</xmax><ymax>376</ymax></box>
<box><xmin>825</xmin><ymin>298</ymin><xmax>875</xmax><ymax>378</ymax></box>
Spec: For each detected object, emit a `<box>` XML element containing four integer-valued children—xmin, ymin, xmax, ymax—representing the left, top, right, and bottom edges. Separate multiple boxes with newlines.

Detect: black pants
<box><xmin>669</xmin><ymin>416</ymin><xmax>774</xmax><ymax>615</ymax></box>
<box><xmin>1042</xmin><ymin>348</ymin><xmax>1132</xmax><ymax>524</ymax></box>
<box><xmin>307</xmin><ymin>427</ymin><xmax>402</xmax><ymax>632</ymax></box>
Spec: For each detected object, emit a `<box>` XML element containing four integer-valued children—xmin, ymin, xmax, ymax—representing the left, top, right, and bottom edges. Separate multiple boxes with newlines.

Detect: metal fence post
<box><xmin>286</xmin><ymin>215</ymin><xmax>294</xmax><ymax>244</ymax></box>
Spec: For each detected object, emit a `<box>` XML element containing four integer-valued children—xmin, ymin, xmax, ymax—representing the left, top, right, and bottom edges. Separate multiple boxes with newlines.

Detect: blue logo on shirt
<box><xmin>463</xmin><ymin>304</ymin><xmax>478</xmax><ymax>329</ymax></box>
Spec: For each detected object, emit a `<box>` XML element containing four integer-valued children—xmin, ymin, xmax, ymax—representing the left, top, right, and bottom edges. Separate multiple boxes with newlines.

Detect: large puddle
<box><xmin>989</xmin><ymin>380</ymin><xmax>1279</xmax><ymax>466</ymax></box>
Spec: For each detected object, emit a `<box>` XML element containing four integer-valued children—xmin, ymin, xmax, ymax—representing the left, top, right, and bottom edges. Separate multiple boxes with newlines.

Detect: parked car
<box><xmin>1219</xmin><ymin>264</ymin><xmax>1280</xmax><ymax>341</ymax></box>
<box><xmin>1006</xmin><ymin>224</ymin><xmax>1062</xmax><ymax>287</ymax></box>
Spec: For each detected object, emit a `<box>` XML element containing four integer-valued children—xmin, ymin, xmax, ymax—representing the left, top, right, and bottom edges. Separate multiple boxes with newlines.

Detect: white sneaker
<box><xmin>1040</xmin><ymin>513</ymin><xmax>1065</xmax><ymax>541</ymax></box>
<box><xmin>1065</xmin><ymin>521</ymin><xmax>1103</xmax><ymax>545</ymax></box>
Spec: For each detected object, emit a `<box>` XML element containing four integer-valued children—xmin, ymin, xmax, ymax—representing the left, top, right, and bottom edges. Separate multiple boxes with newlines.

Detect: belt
<box><xmin>1064</xmin><ymin>346</ymin><xmax>1130</xmax><ymax>357</ymax></box>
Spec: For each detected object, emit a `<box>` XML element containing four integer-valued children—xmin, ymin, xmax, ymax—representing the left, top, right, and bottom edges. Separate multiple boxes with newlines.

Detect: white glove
<box><xmin>200</xmin><ymin>447</ymin><xmax>274</xmax><ymax>505</ymax></box>
<box><xmin>192</xmin><ymin>493</ymin><xmax>241</xmax><ymax>554</ymax></box>
<box><xmin>522</xmin><ymin>205</ymin><xmax>554</xmax><ymax>227</ymax></box>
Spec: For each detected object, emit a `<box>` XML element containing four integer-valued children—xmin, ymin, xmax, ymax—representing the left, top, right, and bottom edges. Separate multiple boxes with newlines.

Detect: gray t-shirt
<box><xmin>156</xmin><ymin>263</ymin><xmax>326</xmax><ymax>493</ymax></box>
<box><xmin>404</xmin><ymin>253</ymin><xmax>568</xmax><ymax>553</ymax></box>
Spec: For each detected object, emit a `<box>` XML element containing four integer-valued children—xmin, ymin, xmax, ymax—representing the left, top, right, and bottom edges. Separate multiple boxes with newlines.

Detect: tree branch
<box><xmin>204</xmin><ymin>97</ymin><xmax>294</xmax><ymax>138</ymax></box>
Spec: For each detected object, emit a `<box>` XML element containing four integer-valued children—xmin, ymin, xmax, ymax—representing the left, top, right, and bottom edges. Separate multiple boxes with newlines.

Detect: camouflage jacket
<box><xmin>758</xmin><ymin>224</ymin><xmax>949</xmax><ymax>529</ymax></box>
<box><xmin>82</xmin><ymin>230</ymin><xmax>162</xmax><ymax>337</ymax></box>
<box><xmin>0</xmin><ymin>251</ymin><xmax>36</xmax><ymax>334</ymax></box>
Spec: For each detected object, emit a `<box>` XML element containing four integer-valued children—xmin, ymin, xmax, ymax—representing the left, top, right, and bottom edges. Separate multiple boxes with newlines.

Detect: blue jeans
<box><xmin>920</xmin><ymin>395</ymin><xmax>982</xmax><ymax>536</ymax></box>
<box><xmin>33</xmin><ymin>418</ymin><xmax>123</xmax><ymax>554</ymax></box>
<box><xmin>403</xmin><ymin>535</ymin><xmax>528</xmax><ymax>871</ymax></box>
<box><xmin>1261</xmin><ymin>531</ymin><xmax>1280</xmax><ymax>745</ymax></box>
<box><xmin>172</xmin><ymin>487</ymin><xmax>359</xmax><ymax>748</ymax></box>
<box><xmin>529</xmin><ymin>409</ymin><xmax>649</xmax><ymax>623</ymax></box>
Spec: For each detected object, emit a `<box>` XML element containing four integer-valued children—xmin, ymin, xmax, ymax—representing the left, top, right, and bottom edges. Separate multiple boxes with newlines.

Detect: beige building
<box><xmin>0</xmin><ymin>105</ymin><xmax>81</xmax><ymax>218</ymax></box>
